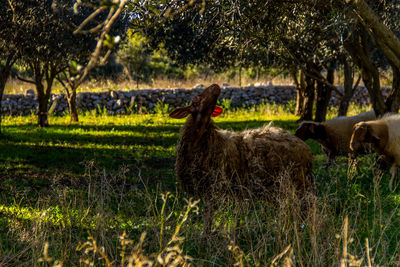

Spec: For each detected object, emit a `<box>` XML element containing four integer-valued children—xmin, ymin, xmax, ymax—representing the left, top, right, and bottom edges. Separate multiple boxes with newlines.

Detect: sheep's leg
<box><xmin>202</xmin><ymin>201</ymin><xmax>213</xmax><ymax>236</ymax></box>
<box><xmin>389</xmin><ymin>164</ymin><xmax>397</xmax><ymax>191</ymax></box>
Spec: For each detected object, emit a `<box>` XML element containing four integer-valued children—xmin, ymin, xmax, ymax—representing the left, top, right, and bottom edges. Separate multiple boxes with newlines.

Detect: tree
<box><xmin>0</xmin><ymin>1</ymin><xmax>23</xmax><ymax>133</ymax></box>
<box><xmin>283</xmin><ymin>0</ymin><xmax>400</xmax><ymax>116</ymax></box>
<box><xmin>13</xmin><ymin>0</ymin><xmax>83</xmax><ymax>126</ymax></box>
<box><xmin>343</xmin><ymin>0</ymin><xmax>400</xmax><ymax>115</ymax></box>
<box><xmin>117</xmin><ymin>32</ymin><xmax>152</xmax><ymax>88</ymax></box>
<box><xmin>136</xmin><ymin>0</ymin><xmax>400</xmax><ymax>118</ymax></box>
<box><xmin>135</xmin><ymin>1</ymin><xmax>343</xmax><ymax>121</ymax></box>
<box><xmin>14</xmin><ymin>0</ymin><xmax>126</xmax><ymax>125</ymax></box>
<box><xmin>56</xmin><ymin>0</ymin><xmax>127</xmax><ymax>122</ymax></box>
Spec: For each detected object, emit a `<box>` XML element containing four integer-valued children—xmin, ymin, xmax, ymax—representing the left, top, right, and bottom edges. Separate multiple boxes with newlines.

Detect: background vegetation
<box><xmin>2</xmin><ymin>0</ymin><xmax>400</xmax><ymax>265</ymax></box>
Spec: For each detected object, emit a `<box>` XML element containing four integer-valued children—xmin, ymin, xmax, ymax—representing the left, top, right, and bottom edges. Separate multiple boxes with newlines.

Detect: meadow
<box><xmin>0</xmin><ymin>103</ymin><xmax>399</xmax><ymax>266</ymax></box>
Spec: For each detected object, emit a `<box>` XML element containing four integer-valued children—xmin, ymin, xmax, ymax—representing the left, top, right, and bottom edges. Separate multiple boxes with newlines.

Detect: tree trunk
<box><xmin>36</xmin><ymin>83</ymin><xmax>50</xmax><ymax>127</ymax></box>
<box><xmin>338</xmin><ymin>57</ymin><xmax>357</xmax><ymax>116</ymax></box>
<box><xmin>0</xmin><ymin>71</ymin><xmax>9</xmax><ymax>134</ymax></box>
<box><xmin>346</xmin><ymin>0</ymin><xmax>400</xmax><ymax>114</ymax></box>
<box><xmin>238</xmin><ymin>65</ymin><xmax>242</xmax><ymax>87</ymax></box>
<box><xmin>360</xmin><ymin>62</ymin><xmax>384</xmax><ymax>115</ymax></box>
<box><xmin>0</xmin><ymin>55</ymin><xmax>16</xmax><ymax>134</ymax></box>
<box><xmin>67</xmin><ymin>90</ymin><xmax>79</xmax><ymax>122</ymax></box>
<box><xmin>346</xmin><ymin>0</ymin><xmax>400</xmax><ymax>69</ymax></box>
<box><xmin>299</xmin><ymin>73</ymin><xmax>315</xmax><ymax>121</ymax></box>
<box><xmin>385</xmin><ymin>63</ymin><xmax>400</xmax><ymax>113</ymax></box>
<box><xmin>315</xmin><ymin>68</ymin><xmax>334</xmax><ymax>122</ymax></box>
<box><xmin>295</xmin><ymin>69</ymin><xmax>306</xmax><ymax>116</ymax></box>
<box><xmin>345</xmin><ymin>29</ymin><xmax>386</xmax><ymax>116</ymax></box>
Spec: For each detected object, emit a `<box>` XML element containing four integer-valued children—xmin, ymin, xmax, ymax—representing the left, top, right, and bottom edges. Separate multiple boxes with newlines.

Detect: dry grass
<box><xmin>4</xmin><ymin>75</ymin><xmax>295</xmax><ymax>95</ymax></box>
<box><xmin>3</xmin><ymin>161</ymin><xmax>399</xmax><ymax>266</ymax></box>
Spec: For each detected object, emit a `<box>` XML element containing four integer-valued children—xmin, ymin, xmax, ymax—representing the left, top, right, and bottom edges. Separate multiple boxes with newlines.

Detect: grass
<box><xmin>0</xmin><ymin>103</ymin><xmax>400</xmax><ymax>266</ymax></box>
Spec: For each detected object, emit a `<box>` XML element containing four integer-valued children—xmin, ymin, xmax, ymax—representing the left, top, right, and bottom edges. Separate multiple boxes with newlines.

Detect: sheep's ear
<box><xmin>309</xmin><ymin>123</ymin><xmax>326</xmax><ymax>139</ymax></box>
<box><xmin>211</xmin><ymin>106</ymin><xmax>223</xmax><ymax>117</ymax></box>
<box><xmin>295</xmin><ymin>122</ymin><xmax>311</xmax><ymax>140</ymax></box>
<box><xmin>367</xmin><ymin>124</ymin><xmax>385</xmax><ymax>145</ymax></box>
<box><xmin>169</xmin><ymin>106</ymin><xmax>191</xmax><ymax>119</ymax></box>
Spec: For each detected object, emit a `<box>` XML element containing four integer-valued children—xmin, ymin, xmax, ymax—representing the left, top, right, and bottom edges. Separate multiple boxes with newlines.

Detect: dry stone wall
<box><xmin>0</xmin><ymin>85</ymin><xmax>392</xmax><ymax>116</ymax></box>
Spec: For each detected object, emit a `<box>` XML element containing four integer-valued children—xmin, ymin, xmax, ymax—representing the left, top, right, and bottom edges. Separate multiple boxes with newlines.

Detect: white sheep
<box><xmin>350</xmin><ymin>114</ymin><xmax>400</xmax><ymax>190</ymax></box>
<box><xmin>169</xmin><ymin>84</ymin><xmax>314</xmax><ymax>232</ymax></box>
<box><xmin>295</xmin><ymin>111</ymin><xmax>376</xmax><ymax>168</ymax></box>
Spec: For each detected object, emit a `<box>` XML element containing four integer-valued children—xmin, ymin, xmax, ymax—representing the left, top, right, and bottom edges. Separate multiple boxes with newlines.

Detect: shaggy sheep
<box><xmin>169</xmin><ymin>84</ymin><xmax>313</xmax><ymax>232</ymax></box>
<box><xmin>295</xmin><ymin>111</ymin><xmax>376</xmax><ymax>168</ymax></box>
<box><xmin>350</xmin><ymin>114</ymin><xmax>400</xmax><ymax>190</ymax></box>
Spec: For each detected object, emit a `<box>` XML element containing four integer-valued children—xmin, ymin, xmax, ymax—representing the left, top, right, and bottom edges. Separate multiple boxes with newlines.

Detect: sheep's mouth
<box><xmin>199</xmin><ymin>84</ymin><xmax>221</xmax><ymax>103</ymax></box>
<box><xmin>349</xmin><ymin>141</ymin><xmax>360</xmax><ymax>152</ymax></box>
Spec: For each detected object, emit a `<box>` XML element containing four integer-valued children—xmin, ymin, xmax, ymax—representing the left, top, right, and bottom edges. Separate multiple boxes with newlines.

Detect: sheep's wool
<box><xmin>322</xmin><ymin>111</ymin><xmax>376</xmax><ymax>156</ymax></box>
<box><xmin>175</xmin><ymin>117</ymin><xmax>313</xmax><ymax>201</ymax></box>
<box><xmin>381</xmin><ymin>114</ymin><xmax>400</xmax><ymax>164</ymax></box>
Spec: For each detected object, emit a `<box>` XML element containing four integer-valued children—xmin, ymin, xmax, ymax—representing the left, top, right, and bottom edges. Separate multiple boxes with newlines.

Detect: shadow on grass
<box><xmin>0</xmin><ymin>118</ymin><xmax>301</xmax><ymax>198</ymax></box>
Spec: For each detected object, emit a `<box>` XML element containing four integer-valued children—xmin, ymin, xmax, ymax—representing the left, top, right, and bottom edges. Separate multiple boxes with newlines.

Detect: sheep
<box><xmin>295</xmin><ymin>111</ymin><xmax>376</xmax><ymax>168</ymax></box>
<box><xmin>350</xmin><ymin>114</ymin><xmax>400</xmax><ymax>190</ymax></box>
<box><xmin>169</xmin><ymin>84</ymin><xmax>314</xmax><ymax>232</ymax></box>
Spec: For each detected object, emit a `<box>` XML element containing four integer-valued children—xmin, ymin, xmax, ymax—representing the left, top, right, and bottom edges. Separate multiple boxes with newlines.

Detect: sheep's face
<box><xmin>350</xmin><ymin>122</ymin><xmax>368</xmax><ymax>152</ymax></box>
<box><xmin>295</xmin><ymin>122</ymin><xmax>326</xmax><ymax>141</ymax></box>
<box><xmin>351</xmin><ymin>121</ymin><xmax>388</xmax><ymax>152</ymax></box>
<box><xmin>169</xmin><ymin>84</ymin><xmax>222</xmax><ymax>120</ymax></box>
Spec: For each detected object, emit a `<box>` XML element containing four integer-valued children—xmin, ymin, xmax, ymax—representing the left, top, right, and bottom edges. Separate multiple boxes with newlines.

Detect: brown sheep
<box><xmin>295</xmin><ymin>111</ymin><xmax>376</xmax><ymax>168</ymax></box>
<box><xmin>169</xmin><ymin>84</ymin><xmax>314</xmax><ymax>232</ymax></box>
<box><xmin>350</xmin><ymin>114</ymin><xmax>400</xmax><ymax>190</ymax></box>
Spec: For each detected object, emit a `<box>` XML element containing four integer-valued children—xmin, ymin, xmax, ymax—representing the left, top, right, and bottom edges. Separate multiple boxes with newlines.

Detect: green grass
<box><xmin>0</xmin><ymin>105</ymin><xmax>400</xmax><ymax>266</ymax></box>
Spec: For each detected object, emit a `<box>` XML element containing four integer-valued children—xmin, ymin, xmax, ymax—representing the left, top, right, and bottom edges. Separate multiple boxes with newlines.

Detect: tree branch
<box><xmin>16</xmin><ymin>74</ymin><xmax>36</xmax><ymax>85</ymax></box>
<box><xmin>346</xmin><ymin>0</ymin><xmax>400</xmax><ymax>69</ymax></box>
<box><xmin>73</xmin><ymin>6</ymin><xmax>107</xmax><ymax>34</ymax></box>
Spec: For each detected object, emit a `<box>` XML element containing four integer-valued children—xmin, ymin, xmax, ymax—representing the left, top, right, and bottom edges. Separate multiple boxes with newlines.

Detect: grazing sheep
<box><xmin>350</xmin><ymin>114</ymin><xmax>400</xmax><ymax>190</ymax></box>
<box><xmin>170</xmin><ymin>84</ymin><xmax>313</xmax><ymax>232</ymax></box>
<box><xmin>295</xmin><ymin>111</ymin><xmax>376</xmax><ymax>168</ymax></box>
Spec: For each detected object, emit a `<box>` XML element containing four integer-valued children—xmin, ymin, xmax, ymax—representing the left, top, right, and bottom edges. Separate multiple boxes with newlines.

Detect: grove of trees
<box><xmin>134</xmin><ymin>0</ymin><xmax>400</xmax><ymax>121</ymax></box>
<box><xmin>0</xmin><ymin>0</ymin><xmax>127</xmax><ymax>127</ymax></box>
<box><xmin>1</xmin><ymin>0</ymin><xmax>400</xmax><ymax>126</ymax></box>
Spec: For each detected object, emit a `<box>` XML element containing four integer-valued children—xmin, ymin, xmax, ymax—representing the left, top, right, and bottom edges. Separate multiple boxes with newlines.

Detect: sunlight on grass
<box><xmin>1</xmin><ymin>105</ymin><xmax>399</xmax><ymax>265</ymax></box>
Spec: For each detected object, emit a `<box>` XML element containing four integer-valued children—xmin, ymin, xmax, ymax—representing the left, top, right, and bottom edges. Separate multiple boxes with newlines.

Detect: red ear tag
<box><xmin>212</xmin><ymin>106</ymin><xmax>223</xmax><ymax>117</ymax></box>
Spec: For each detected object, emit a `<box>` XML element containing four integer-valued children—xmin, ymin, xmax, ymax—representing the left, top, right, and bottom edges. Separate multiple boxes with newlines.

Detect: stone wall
<box><xmin>0</xmin><ymin>85</ymin><xmax>391</xmax><ymax>116</ymax></box>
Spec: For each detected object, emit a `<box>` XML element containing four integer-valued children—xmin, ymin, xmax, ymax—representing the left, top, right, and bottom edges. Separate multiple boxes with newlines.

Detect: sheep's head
<box><xmin>169</xmin><ymin>84</ymin><xmax>223</xmax><ymax>121</ymax></box>
<box><xmin>295</xmin><ymin>122</ymin><xmax>326</xmax><ymax>141</ymax></box>
<box><xmin>350</xmin><ymin>121</ymin><xmax>388</xmax><ymax>152</ymax></box>
<box><xmin>350</xmin><ymin>122</ymin><xmax>369</xmax><ymax>152</ymax></box>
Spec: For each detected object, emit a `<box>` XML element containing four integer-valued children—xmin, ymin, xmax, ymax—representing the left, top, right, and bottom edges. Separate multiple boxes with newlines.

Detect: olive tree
<box><xmin>0</xmin><ymin>1</ymin><xmax>24</xmax><ymax>132</ymax></box>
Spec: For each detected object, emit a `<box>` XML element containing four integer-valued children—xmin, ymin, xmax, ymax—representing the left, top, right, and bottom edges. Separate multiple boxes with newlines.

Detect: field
<box><xmin>1</xmin><ymin>104</ymin><xmax>400</xmax><ymax>266</ymax></box>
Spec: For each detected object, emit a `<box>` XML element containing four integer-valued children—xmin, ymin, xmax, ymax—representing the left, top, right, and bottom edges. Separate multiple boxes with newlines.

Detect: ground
<box><xmin>0</xmin><ymin>104</ymin><xmax>399</xmax><ymax>266</ymax></box>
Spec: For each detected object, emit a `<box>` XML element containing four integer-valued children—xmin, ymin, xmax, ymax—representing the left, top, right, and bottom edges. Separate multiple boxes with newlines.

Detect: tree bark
<box><xmin>0</xmin><ymin>54</ymin><xmax>16</xmax><ymax>133</ymax></box>
<box><xmin>37</xmin><ymin>83</ymin><xmax>50</xmax><ymax>127</ymax></box>
<box><xmin>344</xmin><ymin>29</ymin><xmax>386</xmax><ymax>116</ymax></box>
<box><xmin>67</xmin><ymin>89</ymin><xmax>79</xmax><ymax>122</ymax></box>
<box><xmin>32</xmin><ymin>63</ymin><xmax>57</xmax><ymax>127</ymax></box>
<box><xmin>344</xmin><ymin>0</ymin><xmax>400</xmax><ymax>115</ymax></box>
<box><xmin>295</xmin><ymin>69</ymin><xmax>306</xmax><ymax>116</ymax></box>
<box><xmin>299</xmin><ymin>71</ymin><xmax>315</xmax><ymax>121</ymax></box>
<box><xmin>290</xmin><ymin>68</ymin><xmax>302</xmax><ymax>116</ymax></box>
<box><xmin>385</xmin><ymin>63</ymin><xmax>400</xmax><ymax>113</ymax></box>
<box><xmin>346</xmin><ymin>0</ymin><xmax>400</xmax><ymax>70</ymax></box>
<box><xmin>0</xmin><ymin>71</ymin><xmax>9</xmax><ymax>134</ymax></box>
<box><xmin>338</xmin><ymin>56</ymin><xmax>358</xmax><ymax>116</ymax></box>
<box><xmin>315</xmin><ymin>68</ymin><xmax>334</xmax><ymax>122</ymax></box>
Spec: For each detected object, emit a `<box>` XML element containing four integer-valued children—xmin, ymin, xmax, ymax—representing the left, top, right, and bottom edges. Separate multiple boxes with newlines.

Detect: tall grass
<box><xmin>0</xmin><ymin>107</ymin><xmax>399</xmax><ymax>266</ymax></box>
